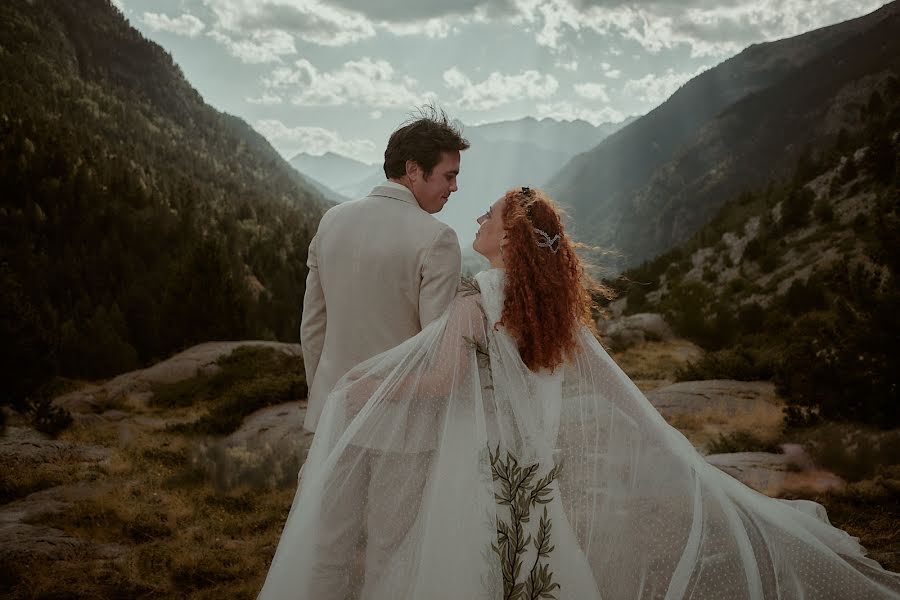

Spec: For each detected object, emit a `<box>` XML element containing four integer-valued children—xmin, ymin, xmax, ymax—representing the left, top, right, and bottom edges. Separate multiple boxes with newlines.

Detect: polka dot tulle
<box><xmin>260</xmin><ymin>270</ymin><xmax>900</xmax><ymax>599</ymax></box>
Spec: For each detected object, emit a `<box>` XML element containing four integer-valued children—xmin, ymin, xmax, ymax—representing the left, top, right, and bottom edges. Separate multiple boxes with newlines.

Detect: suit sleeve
<box><xmin>419</xmin><ymin>225</ymin><xmax>462</xmax><ymax>329</ymax></box>
<box><xmin>300</xmin><ymin>233</ymin><xmax>326</xmax><ymax>389</ymax></box>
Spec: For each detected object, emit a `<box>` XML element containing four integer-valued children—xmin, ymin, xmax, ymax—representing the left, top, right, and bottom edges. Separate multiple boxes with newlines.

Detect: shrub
<box><xmin>839</xmin><ymin>156</ymin><xmax>857</xmax><ymax>183</ymax></box>
<box><xmin>782</xmin><ymin>277</ymin><xmax>826</xmax><ymax>316</ymax></box>
<box><xmin>797</xmin><ymin>424</ymin><xmax>900</xmax><ymax>483</ymax></box>
<box><xmin>726</xmin><ymin>278</ymin><xmax>750</xmax><ymax>296</ymax></box>
<box><xmin>814</xmin><ymin>199</ymin><xmax>834</xmax><ymax>223</ymax></box>
<box><xmin>737</xmin><ymin>303</ymin><xmax>765</xmax><ymax>334</ymax></box>
<box><xmin>706</xmin><ymin>431</ymin><xmax>781</xmax><ymax>454</ymax></box>
<box><xmin>743</xmin><ymin>237</ymin><xmax>763</xmax><ymax>262</ymax></box>
<box><xmin>780</xmin><ymin>187</ymin><xmax>815</xmax><ymax>230</ymax></box>
<box><xmin>26</xmin><ymin>396</ymin><xmax>73</xmax><ymax>436</ymax></box>
<box><xmin>151</xmin><ymin>374</ymin><xmax>214</xmax><ymax>409</ymax></box>
<box><xmin>676</xmin><ymin>345</ymin><xmax>775</xmax><ymax>382</ymax></box>
<box><xmin>163</xmin><ymin>346</ymin><xmax>307</xmax><ymax>436</ymax></box>
<box><xmin>776</xmin><ymin>291</ymin><xmax>900</xmax><ymax>428</ymax></box>
<box><xmin>758</xmin><ymin>249</ymin><xmax>779</xmax><ymax>273</ymax></box>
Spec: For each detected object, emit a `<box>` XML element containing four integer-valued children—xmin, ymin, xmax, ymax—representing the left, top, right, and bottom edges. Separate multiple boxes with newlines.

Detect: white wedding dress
<box><xmin>260</xmin><ymin>269</ymin><xmax>900</xmax><ymax>599</ymax></box>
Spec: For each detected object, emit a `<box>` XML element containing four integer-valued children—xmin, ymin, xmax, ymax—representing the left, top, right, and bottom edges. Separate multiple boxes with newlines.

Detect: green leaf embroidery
<box><xmin>489</xmin><ymin>445</ymin><xmax>561</xmax><ymax>600</ymax></box>
<box><xmin>459</xmin><ymin>275</ymin><xmax>482</xmax><ymax>297</ymax></box>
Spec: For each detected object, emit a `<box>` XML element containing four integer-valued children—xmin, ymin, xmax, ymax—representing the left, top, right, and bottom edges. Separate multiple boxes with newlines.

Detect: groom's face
<box><xmin>410</xmin><ymin>150</ymin><xmax>460</xmax><ymax>214</ymax></box>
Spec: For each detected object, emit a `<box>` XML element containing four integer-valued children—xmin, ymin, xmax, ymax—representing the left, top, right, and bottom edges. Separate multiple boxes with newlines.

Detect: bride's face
<box><xmin>473</xmin><ymin>197</ymin><xmax>506</xmax><ymax>266</ymax></box>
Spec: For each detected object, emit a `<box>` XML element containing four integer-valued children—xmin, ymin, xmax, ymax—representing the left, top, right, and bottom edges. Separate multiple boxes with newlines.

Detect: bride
<box><xmin>259</xmin><ymin>187</ymin><xmax>900</xmax><ymax>599</ymax></box>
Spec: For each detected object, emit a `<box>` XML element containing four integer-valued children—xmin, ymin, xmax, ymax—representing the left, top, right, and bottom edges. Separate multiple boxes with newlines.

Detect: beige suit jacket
<box><xmin>300</xmin><ymin>181</ymin><xmax>462</xmax><ymax>432</ymax></box>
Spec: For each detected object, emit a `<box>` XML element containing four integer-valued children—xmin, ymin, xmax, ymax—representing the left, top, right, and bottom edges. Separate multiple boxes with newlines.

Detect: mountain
<box><xmin>608</xmin><ymin>82</ymin><xmax>899</xmax><ymax>426</ymax></box>
<box><xmin>288</xmin><ymin>116</ymin><xmax>632</xmax><ymax>244</ymax></box>
<box><xmin>444</xmin><ymin>117</ymin><xmax>634</xmax><ymax>243</ymax></box>
<box><xmin>468</xmin><ymin>115</ymin><xmax>637</xmax><ymax>156</ymax></box>
<box><xmin>288</xmin><ymin>151</ymin><xmax>375</xmax><ymax>200</ymax></box>
<box><xmin>547</xmin><ymin>1</ymin><xmax>900</xmax><ymax>271</ymax></box>
<box><xmin>0</xmin><ymin>0</ymin><xmax>329</xmax><ymax>404</ymax></box>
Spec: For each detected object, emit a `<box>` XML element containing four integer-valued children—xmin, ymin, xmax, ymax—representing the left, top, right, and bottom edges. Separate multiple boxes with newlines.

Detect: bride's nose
<box><xmin>476</xmin><ymin>214</ymin><xmax>486</xmax><ymax>225</ymax></box>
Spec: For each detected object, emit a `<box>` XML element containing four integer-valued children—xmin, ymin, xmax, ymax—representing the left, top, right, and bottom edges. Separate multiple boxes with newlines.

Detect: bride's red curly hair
<box><xmin>499</xmin><ymin>188</ymin><xmax>604</xmax><ymax>372</ymax></box>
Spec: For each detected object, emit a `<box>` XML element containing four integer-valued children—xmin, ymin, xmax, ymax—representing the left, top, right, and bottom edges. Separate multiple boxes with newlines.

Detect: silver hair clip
<box><xmin>534</xmin><ymin>227</ymin><xmax>560</xmax><ymax>253</ymax></box>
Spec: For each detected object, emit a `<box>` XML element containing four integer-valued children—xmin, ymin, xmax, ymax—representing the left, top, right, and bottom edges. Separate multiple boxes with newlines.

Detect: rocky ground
<box><xmin>1</xmin><ymin>327</ymin><xmax>897</xmax><ymax>597</ymax></box>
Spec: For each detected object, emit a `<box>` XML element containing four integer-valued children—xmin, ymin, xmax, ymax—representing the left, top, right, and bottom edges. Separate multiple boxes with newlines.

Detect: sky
<box><xmin>115</xmin><ymin>0</ymin><xmax>886</xmax><ymax>166</ymax></box>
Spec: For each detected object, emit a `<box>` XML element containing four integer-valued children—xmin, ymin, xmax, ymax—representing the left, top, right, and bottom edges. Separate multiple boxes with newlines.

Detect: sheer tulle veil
<box><xmin>259</xmin><ymin>269</ymin><xmax>900</xmax><ymax>599</ymax></box>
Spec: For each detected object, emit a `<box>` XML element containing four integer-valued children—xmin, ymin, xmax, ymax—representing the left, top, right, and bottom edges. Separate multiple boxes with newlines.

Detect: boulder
<box><xmin>0</xmin><ymin>426</ymin><xmax>110</xmax><ymax>465</ymax></box>
<box><xmin>598</xmin><ymin>313</ymin><xmax>674</xmax><ymax>351</ymax></box>
<box><xmin>646</xmin><ymin>379</ymin><xmax>779</xmax><ymax>417</ymax></box>
<box><xmin>706</xmin><ymin>447</ymin><xmax>845</xmax><ymax>496</ymax></box>
<box><xmin>194</xmin><ymin>402</ymin><xmax>314</xmax><ymax>491</ymax></box>
<box><xmin>646</xmin><ymin>380</ymin><xmax>784</xmax><ymax>450</ymax></box>
<box><xmin>52</xmin><ymin>341</ymin><xmax>302</xmax><ymax>410</ymax></box>
<box><xmin>0</xmin><ymin>484</ymin><xmax>127</xmax><ymax>562</ymax></box>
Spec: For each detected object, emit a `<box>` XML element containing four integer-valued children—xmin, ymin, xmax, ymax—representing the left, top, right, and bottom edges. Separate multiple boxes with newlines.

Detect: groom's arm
<box><xmin>300</xmin><ymin>233</ymin><xmax>326</xmax><ymax>389</ymax></box>
<box><xmin>419</xmin><ymin>225</ymin><xmax>462</xmax><ymax>329</ymax></box>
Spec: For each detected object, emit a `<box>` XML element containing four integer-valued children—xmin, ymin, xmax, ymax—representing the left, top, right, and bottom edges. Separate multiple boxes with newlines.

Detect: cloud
<box><xmin>387</xmin><ymin>17</ymin><xmax>456</xmax><ymax>38</ymax></box>
<box><xmin>263</xmin><ymin>57</ymin><xmax>436</xmax><ymax>109</ymax></box>
<box><xmin>201</xmin><ymin>0</ymin><xmax>375</xmax><ymax>47</ymax></box>
<box><xmin>208</xmin><ymin>29</ymin><xmax>296</xmax><ymax>63</ymax></box>
<box><xmin>443</xmin><ymin>67</ymin><xmax>559</xmax><ymax>111</ymax></box>
<box><xmin>535</xmin><ymin>100</ymin><xmax>625</xmax><ymax>126</ymax></box>
<box><xmin>142</xmin><ymin>12</ymin><xmax>206</xmax><ymax>37</ymax></box>
<box><xmin>623</xmin><ymin>65</ymin><xmax>709</xmax><ymax>105</ymax></box>
<box><xmin>246</xmin><ymin>93</ymin><xmax>284</xmax><ymax>105</ymax></box>
<box><xmin>573</xmin><ymin>82</ymin><xmax>609</xmax><ymax>102</ymax></box>
<box><xmin>321</xmin><ymin>0</ymin><xmax>513</xmax><ymax>21</ymax></box>
<box><xmin>111</xmin><ymin>0</ymin><xmax>125</xmax><ymax>11</ymax></box>
<box><xmin>254</xmin><ymin>119</ymin><xmax>378</xmax><ymax>162</ymax></box>
<box><xmin>509</xmin><ymin>0</ymin><xmax>883</xmax><ymax>57</ymax></box>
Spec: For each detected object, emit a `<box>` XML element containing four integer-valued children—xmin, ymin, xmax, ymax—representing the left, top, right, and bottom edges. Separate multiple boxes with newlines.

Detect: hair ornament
<box><xmin>534</xmin><ymin>227</ymin><xmax>560</xmax><ymax>253</ymax></box>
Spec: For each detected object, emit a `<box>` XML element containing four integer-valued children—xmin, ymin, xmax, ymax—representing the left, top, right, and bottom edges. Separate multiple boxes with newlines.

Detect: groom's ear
<box><xmin>405</xmin><ymin>159</ymin><xmax>421</xmax><ymax>182</ymax></box>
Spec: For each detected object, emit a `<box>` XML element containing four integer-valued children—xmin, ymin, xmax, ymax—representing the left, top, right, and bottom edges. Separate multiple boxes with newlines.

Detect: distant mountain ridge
<box><xmin>547</xmin><ymin>1</ymin><xmax>900</xmax><ymax>270</ymax></box>
<box><xmin>289</xmin><ymin>152</ymin><xmax>375</xmax><ymax>200</ymax></box>
<box><xmin>289</xmin><ymin>115</ymin><xmax>634</xmax><ymax>243</ymax></box>
<box><xmin>468</xmin><ymin>116</ymin><xmax>637</xmax><ymax>156</ymax></box>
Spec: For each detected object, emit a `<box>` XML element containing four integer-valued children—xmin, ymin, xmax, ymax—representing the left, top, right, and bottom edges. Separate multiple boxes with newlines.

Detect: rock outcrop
<box><xmin>54</xmin><ymin>341</ymin><xmax>302</xmax><ymax>414</ymax></box>
<box><xmin>598</xmin><ymin>313</ymin><xmax>674</xmax><ymax>351</ymax></box>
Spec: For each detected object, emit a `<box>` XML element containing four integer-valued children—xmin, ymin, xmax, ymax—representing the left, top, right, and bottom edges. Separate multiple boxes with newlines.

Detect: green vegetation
<box><xmin>0</xmin><ymin>0</ymin><xmax>326</xmax><ymax>416</ymax></box>
<box><xmin>609</xmin><ymin>78</ymin><xmax>900</xmax><ymax>428</ymax></box>
<box><xmin>153</xmin><ymin>346</ymin><xmax>307</xmax><ymax>436</ymax></box>
<box><xmin>706</xmin><ymin>431</ymin><xmax>782</xmax><ymax>455</ymax></box>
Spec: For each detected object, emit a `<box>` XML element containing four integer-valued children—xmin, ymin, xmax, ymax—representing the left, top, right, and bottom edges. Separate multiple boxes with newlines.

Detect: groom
<box><xmin>299</xmin><ymin>107</ymin><xmax>468</xmax><ymax>597</ymax></box>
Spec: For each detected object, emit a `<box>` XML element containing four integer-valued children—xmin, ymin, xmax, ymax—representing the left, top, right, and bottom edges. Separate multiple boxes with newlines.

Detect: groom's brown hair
<box><xmin>383</xmin><ymin>105</ymin><xmax>469</xmax><ymax>179</ymax></box>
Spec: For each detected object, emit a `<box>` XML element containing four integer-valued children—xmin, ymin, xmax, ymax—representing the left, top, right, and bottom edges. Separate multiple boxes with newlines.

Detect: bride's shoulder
<box><xmin>457</xmin><ymin>269</ymin><xmax>503</xmax><ymax>300</ymax></box>
<box><xmin>457</xmin><ymin>274</ymin><xmax>483</xmax><ymax>298</ymax></box>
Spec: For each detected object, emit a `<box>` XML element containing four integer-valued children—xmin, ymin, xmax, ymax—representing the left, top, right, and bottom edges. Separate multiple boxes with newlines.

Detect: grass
<box><xmin>786</xmin><ymin>423</ymin><xmax>900</xmax><ymax>484</ymax></box>
<box><xmin>784</xmin><ymin>479</ymin><xmax>900</xmax><ymax>573</ymax></box>
<box><xmin>5</xmin><ymin>427</ymin><xmax>297</xmax><ymax>599</ymax></box>
<box><xmin>0</xmin><ymin>458</ymin><xmax>73</xmax><ymax>505</ymax></box>
<box><xmin>0</xmin><ymin>448</ymin><xmax>104</xmax><ymax>504</ymax></box>
<box><xmin>152</xmin><ymin>346</ymin><xmax>307</xmax><ymax>436</ymax></box>
<box><xmin>609</xmin><ymin>338</ymin><xmax>704</xmax><ymax>382</ymax></box>
<box><xmin>706</xmin><ymin>430</ymin><xmax>783</xmax><ymax>454</ymax></box>
<box><xmin>5</xmin><ymin>344</ymin><xmax>899</xmax><ymax>596</ymax></box>
<box><xmin>663</xmin><ymin>399</ymin><xmax>785</xmax><ymax>450</ymax></box>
